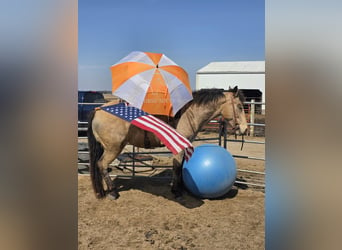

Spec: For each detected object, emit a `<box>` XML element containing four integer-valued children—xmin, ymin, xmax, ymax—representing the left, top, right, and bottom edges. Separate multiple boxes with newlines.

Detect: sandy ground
<box><xmin>78</xmin><ymin>133</ymin><xmax>265</xmax><ymax>249</ymax></box>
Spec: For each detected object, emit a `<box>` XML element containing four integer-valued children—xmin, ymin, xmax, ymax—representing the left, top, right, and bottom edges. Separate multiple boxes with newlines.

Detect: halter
<box><xmin>230</xmin><ymin>93</ymin><xmax>239</xmax><ymax>131</ymax></box>
<box><xmin>229</xmin><ymin>93</ymin><xmax>245</xmax><ymax>150</ymax></box>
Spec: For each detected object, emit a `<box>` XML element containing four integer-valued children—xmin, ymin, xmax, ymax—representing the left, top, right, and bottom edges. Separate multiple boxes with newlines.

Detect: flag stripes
<box><xmin>101</xmin><ymin>103</ymin><xmax>193</xmax><ymax>160</ymax></box>
<box><xmin>142</xmin><ymin>115</ymin><xmax>193</xmax><ymax>160</ymax></box>
<box><xmin>132</xmin><ymin>115</ymin><xmax>193</xmax><ymax>161</ymax></box>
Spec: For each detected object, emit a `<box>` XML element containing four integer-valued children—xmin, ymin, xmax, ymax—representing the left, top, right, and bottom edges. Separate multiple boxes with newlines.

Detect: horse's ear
<box><xmin>233</xmin><ymin>86</ymin><xmax>240</xmax><ymax>97</ymax></box>
<box><xmin>228</xmin><ymin>86</ymin><xmax>232</xmax><ymax>90</ymax></box>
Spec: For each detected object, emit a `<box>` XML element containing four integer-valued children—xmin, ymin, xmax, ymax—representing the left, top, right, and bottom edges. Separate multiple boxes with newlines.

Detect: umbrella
<box><xmin>110</xmin><ymin>51</ymin><xmax>193</xmax><ymax>116</ymax></box>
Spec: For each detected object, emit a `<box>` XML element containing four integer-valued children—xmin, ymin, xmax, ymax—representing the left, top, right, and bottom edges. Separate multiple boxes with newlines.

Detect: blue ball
<box><xmin>182</xmin><ymin>144</ymin><xmax>237</xmax><ymax>198</ymax></box>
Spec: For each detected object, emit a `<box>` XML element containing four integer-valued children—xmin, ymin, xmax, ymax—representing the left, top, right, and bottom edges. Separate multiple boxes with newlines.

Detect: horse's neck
<box><xmin>176</xmin><ymin>104</ymin><xmax>219</xmax><ymax>141</ymax></box>
<box><xmin>155</xmin><ymin>115</ymin><xmax>178</xmax><ymax>128</ymax></box>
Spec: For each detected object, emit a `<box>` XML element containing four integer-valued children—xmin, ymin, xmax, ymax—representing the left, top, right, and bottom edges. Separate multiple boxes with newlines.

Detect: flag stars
<box><xmin>101</xmin><ymin>103</ymin><xmax>149</xmax><ymax>121</ymax></box>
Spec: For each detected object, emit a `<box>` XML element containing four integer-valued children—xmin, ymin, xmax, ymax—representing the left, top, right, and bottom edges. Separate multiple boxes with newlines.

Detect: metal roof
<box><xmin>197</xmin><ymin>61</ymin><xmax>265</xmax><ymax>74</ymax></box>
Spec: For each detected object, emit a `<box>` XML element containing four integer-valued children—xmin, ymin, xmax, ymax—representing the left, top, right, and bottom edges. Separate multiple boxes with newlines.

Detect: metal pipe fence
<box><xmin>78</xmin><ymin>101</ymin><xmax>265</xmax><ymax>189</ymax></box>
<box><xmin>78</xmin><ymin>125</ymin><xmax>265</xmax><ymax>189</ymax></box>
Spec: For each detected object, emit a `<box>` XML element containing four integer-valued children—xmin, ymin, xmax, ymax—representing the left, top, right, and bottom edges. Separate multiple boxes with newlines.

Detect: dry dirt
<box><xmin>78</xmin><ymin>134</ymin><xmax>265</xmax><ymax>249</ymax></box>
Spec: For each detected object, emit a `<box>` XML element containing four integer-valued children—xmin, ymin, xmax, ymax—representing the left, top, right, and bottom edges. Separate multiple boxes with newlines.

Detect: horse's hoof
<box><xmin>107</xmin><ymin>191</ymin><xmax>120</xmax><ymax>200</ymax></box>
<box><xmin>172</xmin><ymin>189</ymin><xmax>183</xmax><ymax>200</ymax></box>
<box><xmin>175</xmin><ymin>195</ymin><xmax>185</xmax><ymax>202</ymax></box>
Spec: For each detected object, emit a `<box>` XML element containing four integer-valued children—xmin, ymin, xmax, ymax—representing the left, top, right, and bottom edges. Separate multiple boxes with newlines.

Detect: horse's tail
<box><xmin>87</xmin><ymin>110</ymin><xmax>106</xmax><ymax>198</ymax></box>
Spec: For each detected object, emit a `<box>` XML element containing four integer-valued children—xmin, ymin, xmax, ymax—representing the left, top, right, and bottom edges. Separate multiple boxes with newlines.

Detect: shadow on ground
<box><xmin>111</xmin><ymin>169</ymin><xmax>240</xmax><ymax>209</ymax></box>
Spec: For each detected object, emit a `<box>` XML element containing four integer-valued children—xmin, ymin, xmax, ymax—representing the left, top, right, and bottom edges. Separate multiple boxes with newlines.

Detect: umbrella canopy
<box><xmin>110</xmin><ymin>51</ymin><xmax>193</xmax><ymax>116</ymax></box>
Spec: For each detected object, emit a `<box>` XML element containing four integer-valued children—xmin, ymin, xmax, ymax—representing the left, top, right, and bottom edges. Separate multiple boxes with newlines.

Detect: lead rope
<box><xmin>241</xmin><ymin>134</ymin><xmax>244</xmax><ymax>150</ymax></box>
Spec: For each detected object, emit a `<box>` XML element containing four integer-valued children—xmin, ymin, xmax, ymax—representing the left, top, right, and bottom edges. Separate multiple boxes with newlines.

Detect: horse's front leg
<box><xmin>171</xmin><ymin>153</ymin><xmax>185</xmax><ymax>198</ymax></box>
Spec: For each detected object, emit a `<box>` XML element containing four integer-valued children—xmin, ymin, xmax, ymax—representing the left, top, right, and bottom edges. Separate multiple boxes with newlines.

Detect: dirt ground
<box><xmin>78</xmin><ymin>133</ymin><xmax>265</xmax><ymax>249</ymax></box>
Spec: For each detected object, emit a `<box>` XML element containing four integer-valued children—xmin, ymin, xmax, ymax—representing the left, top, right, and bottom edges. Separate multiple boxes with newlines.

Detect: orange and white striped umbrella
<box><xmin>110</xmin><ymin>51</ymin><xmax>193</xmax><ymax>116</ymax></box>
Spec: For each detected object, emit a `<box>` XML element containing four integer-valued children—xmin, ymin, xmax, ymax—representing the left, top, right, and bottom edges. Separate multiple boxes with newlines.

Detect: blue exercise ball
<box><xmin>182</xmin><ymin>144</ymin><xmax>237</xmax><ymax>198</ymax></box>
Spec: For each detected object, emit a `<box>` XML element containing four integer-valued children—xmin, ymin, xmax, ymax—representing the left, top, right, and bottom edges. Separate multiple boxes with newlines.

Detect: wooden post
<box><xmin>250</xmin><ymin>99</ymin><xmax>255</xmax><ymax>137</ymax></box>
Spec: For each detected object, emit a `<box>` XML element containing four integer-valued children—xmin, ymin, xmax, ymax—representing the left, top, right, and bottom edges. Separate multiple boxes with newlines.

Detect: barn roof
<box><xmin>197</xmin><ymin>61</ymin><xmax>265</xmax><ymax>74</ymax></box>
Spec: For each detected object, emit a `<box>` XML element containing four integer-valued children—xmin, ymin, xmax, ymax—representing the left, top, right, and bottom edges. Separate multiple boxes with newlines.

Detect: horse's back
<box><xmin>91</xmin><ymin>107</ymin><xmax>130</xmax><ymax>148</ymax></box>
<box><xmin>91</xmin><ymin>101</ymin><xmax>178</xmax><ymax>149</ymax></box>
<box><xmin>92</xmin><ymin>100</ymin><xmax>128</xmax><ymax>131</ymax></box>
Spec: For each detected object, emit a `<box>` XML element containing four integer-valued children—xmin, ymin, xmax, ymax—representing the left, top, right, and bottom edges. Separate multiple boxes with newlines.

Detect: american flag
<box><xmin>101</xmin><ymin>103</ymin><xmax>194</xmax><ymax>161</ymax></box>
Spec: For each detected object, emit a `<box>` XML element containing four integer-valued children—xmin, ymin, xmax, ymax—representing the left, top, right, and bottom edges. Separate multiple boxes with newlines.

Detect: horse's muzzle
<box><xmin>226</xmin><ymin>119</ymin><xmax>248</xmax><ymax>136</ymax></box>
<box><xmin>235</xmin><ymin>125</ymin><xmax>248</xmax><ymax>136</ymax></box>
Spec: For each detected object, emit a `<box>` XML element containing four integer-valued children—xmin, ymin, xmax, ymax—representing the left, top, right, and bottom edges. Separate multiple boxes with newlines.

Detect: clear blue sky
<box><xmin>79</xmin><ymin>0</ymin><xmax>264</xmax><ymax>91</ymax></box>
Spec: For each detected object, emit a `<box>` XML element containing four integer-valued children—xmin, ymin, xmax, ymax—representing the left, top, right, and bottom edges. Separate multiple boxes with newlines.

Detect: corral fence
<box><xmin>78</xmin><ymin>100</ymin><xmax>265</xmax><ymax>190</ymax></box>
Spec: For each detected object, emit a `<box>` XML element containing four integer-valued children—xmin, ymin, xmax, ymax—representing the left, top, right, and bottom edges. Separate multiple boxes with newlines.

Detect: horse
<box><xmin>87</xmin><ymin>86</ymin><xmax>248</xmax><ymax>200</ymax></box>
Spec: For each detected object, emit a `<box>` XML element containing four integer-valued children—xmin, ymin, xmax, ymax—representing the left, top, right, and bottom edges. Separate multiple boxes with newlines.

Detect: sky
<box><xmin>78</xmin><ymin>0</ymin><xmax>264</xmax><ymax>91</ymax></box>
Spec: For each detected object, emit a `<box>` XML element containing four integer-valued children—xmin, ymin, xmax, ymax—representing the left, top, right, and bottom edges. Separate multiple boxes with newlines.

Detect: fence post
<box><xmin>132</xmin><ymin>146</ymin><xmax>136</xmax><ymax>177</ymax></box>
<box><xmin>250</xmin><ymin>99</ymin><xmax>255</xmax><ymax>136</ymax></box>
<box><xmin>218</xmin><ymin>119</ymin><xmax>223</xmax><ymax>147</ymax></box>
<box><xmin>223</xmin><ymin>120</ymin><xmax>227</xmax><ymax>149</ymax></box>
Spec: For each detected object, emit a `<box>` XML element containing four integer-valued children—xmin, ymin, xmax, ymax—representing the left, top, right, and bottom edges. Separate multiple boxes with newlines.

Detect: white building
<box><xmin>196</xmin><ymin>61</ymin><xmax>265</xmax><ymax>112</ymax></box>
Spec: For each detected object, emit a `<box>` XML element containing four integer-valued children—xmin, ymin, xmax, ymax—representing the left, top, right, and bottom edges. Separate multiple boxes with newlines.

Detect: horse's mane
<box><xmin>174</xmin><ymin>88</ymin><xmax>245</xmax><ymax>119</ymax></box>
<box><xmin>191</xmin><ymin>88</ymin><xmax>226</xmax><ymax>105</ymax></box>
<box><xmin>191</xmin><ymin>88</ymin><xmax>245</xmax><ymax>104</ymax></box>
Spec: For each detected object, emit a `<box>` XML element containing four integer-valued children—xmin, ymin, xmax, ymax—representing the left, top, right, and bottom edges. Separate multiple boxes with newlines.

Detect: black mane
<box><xmin>191</xmin><ymin>88</ymin><xmax>225</xmax><ymax>105</ymax></box>
<box><xmin>191</xmin><ymin>88</ymin><xmax>245</xmax><ymax>105</ymax></box>
<box><xmin>174</xmin><ymin>88</ymin><xmax>245</xmax><ymax>118</ymax></box>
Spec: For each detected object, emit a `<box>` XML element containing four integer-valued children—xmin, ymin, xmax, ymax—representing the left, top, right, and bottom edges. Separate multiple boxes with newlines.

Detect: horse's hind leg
<box><xmin>97</xmin><ymin>149</ymin><xmax>122</xmax><ymax>200</ymax></box>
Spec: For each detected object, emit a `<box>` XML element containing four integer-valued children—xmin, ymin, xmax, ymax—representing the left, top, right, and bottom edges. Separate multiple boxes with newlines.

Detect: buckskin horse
<box><xmin>87</xmin><ymin>86</ymin><xmax>248</xmax><ymax>200</ymax></box>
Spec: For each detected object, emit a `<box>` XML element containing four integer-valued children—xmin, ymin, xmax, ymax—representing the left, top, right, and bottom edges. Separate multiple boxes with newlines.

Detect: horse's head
<box><xmin>221</xmin><ymin>86</ymin><xmax>248</xmax><ymax>135</ymax></box>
